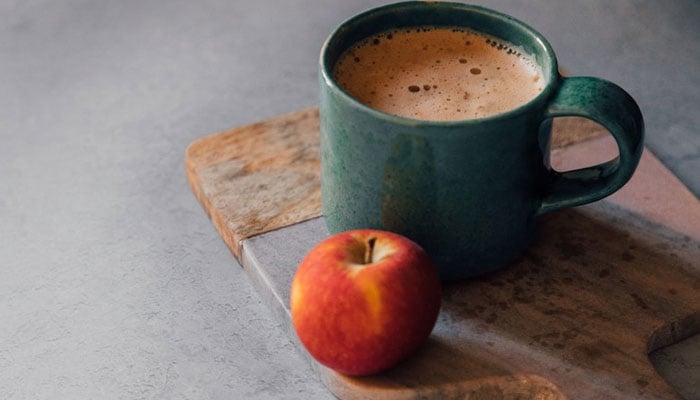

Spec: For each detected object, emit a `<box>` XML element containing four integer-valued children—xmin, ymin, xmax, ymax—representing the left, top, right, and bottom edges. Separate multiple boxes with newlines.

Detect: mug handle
<box><xmin>537</xmin><ymin>76</ymin><xmax>645</xmax><ymax>215</ymax></box>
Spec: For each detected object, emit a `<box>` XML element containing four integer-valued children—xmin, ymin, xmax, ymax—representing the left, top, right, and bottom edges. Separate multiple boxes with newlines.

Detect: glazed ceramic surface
<box><xmin>319</xmin><ymin>2</ymin><xmax>644</xmax><ymax>280</ymax></box>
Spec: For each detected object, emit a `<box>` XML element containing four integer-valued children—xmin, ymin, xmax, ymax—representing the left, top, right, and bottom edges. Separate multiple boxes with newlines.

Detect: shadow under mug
<box><xmin>319</xmin><ymin>1</ymin><xmax>644</xmax><ymax>281</ymax></box>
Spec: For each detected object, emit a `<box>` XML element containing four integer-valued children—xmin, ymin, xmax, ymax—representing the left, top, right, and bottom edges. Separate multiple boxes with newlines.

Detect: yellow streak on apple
<box><xmin>351</xmin><ymin>275</ymin><xmax>383</xmax><ymax>334</ymax></box>
<box><xmin>347</xmin><ymin>235</ymin><xmax>397</xmax><ymax>335</ymax></box>
<box><xmin>290</xmin><ymin>279</ymin><xmax>305</xmax><ymax>316</ymax></box>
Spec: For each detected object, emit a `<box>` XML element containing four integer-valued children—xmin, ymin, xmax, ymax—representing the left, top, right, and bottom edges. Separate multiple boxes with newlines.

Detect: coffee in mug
<box><xmin>333</xmin><ymin>27</ymin><xmax>545</xmax><ymax>121</ymax></box>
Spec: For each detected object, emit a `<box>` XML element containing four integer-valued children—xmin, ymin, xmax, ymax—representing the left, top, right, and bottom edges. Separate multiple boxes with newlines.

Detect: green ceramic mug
<box><xmin>319</xmin><ymin>1</ymin><xmax>644</xmax><ymax>281</ymax></box>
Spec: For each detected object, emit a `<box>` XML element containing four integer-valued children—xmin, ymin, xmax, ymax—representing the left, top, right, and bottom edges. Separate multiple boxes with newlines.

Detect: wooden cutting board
<box><xmin>185</xmin><ymin>107</ymin><xmax>700</xmax><ymax>399</ymax></box>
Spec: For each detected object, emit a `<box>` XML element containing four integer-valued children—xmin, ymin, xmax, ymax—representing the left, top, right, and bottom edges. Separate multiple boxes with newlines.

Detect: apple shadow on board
<box><xmin>341</xmin><ymin>202</ymin><xmax>700</xmax><ymax>399</ymax></box>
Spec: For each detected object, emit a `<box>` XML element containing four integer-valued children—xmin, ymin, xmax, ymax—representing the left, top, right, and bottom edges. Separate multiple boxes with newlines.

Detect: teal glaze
<box><xmin>319</xmin><ymin>1</ymin><xmax>644</xmax><ymax>281</ymax></box>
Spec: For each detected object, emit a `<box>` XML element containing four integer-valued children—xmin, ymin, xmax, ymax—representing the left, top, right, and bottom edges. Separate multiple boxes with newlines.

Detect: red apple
<box><xmin>290</xmin><ymin>229</ymin><xmax>441</xmax><ymax>376</ymax></box>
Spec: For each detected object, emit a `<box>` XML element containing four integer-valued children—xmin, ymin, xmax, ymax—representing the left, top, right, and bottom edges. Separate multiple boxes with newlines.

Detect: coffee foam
<box><xmin>333</xmin><ymin>27</ymin><xmax>545</xmax><ymax>121</ymax></box>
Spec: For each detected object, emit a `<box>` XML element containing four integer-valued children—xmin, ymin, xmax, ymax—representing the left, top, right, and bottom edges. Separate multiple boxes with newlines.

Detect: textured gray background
<box><xmin>1</xmin><ymin>1</ymin><xmax>698</xmax><ymax>399</ymax></box>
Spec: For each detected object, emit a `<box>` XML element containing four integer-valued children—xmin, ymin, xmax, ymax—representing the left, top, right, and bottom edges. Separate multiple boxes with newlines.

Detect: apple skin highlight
<box><xmin>290</xmin><ymin>229</ymin><xmax>441</xmax><ymax>376</ymax></box>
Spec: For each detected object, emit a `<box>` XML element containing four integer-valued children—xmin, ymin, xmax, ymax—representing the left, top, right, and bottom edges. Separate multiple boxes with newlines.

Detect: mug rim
<box><xmin>319</xmin><ymin>1</ymin><xmax>560</xmax><ymax>126</ymax></box>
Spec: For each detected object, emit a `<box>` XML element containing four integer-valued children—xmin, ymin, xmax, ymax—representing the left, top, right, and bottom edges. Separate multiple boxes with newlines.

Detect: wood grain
<box><xmin>186</xmin><ymin>107</ymin><xmax>700</xmax><ymax>399</ymax></box>
<box><xmin>185</xmin><ymin>107</ymin><xmax>321</xmax><ymax>258</ymax></box>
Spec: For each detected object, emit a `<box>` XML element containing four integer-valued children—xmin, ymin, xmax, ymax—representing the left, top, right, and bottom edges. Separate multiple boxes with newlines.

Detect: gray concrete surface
<box><xmin>1</xmin><ymin>1</ymin><xmax>698</xmax><ymax>399</ymax></box>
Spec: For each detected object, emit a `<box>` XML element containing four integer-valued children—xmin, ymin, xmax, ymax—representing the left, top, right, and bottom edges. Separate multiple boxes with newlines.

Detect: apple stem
<box><xmin>364</xmin><ymin>237</ymin><xmax>377</xmax><ymax>264</ymax></box>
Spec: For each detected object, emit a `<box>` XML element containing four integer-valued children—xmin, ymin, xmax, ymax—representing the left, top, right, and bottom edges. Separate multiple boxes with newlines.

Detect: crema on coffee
<box><xmin>333</xmin><ymin>27</ymin><xmax>545</xmax><ymax>121</ymax></box>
